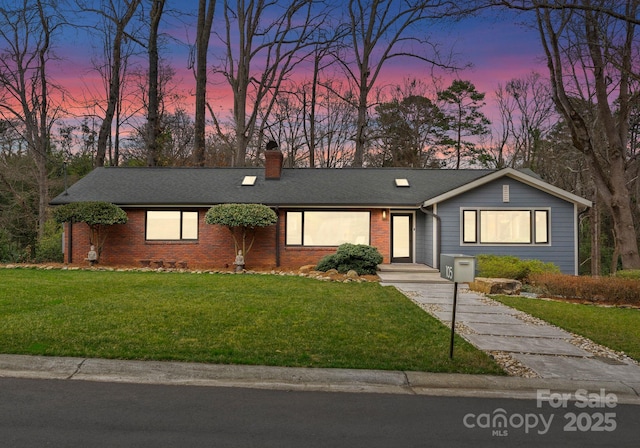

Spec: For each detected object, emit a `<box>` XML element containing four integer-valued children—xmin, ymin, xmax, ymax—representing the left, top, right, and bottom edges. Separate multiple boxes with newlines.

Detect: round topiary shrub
<box><xmin>315</xmin><ymin>243</ymin><xmax>383</xmax><ymax>275</ymax></box>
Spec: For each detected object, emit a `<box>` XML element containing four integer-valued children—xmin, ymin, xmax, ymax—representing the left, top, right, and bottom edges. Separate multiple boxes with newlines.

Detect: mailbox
<box><xmin>440</xmin><ymin>254</ymin><xmax>475</xmax><ymax>283</ymax></box>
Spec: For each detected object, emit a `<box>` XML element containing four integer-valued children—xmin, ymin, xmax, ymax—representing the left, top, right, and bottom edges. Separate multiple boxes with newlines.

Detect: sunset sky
<box><xmin>49</xmin><ymin>3</ymin><xmax>545</xmax><ymax>127</ymax></box>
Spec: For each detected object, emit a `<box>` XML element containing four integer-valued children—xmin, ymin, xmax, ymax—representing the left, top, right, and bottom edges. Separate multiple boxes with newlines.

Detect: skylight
<box><xmin>242</xmin><ymin>175</ymin><xmax>257</xmax><ymax>186</ymax></box>
<box><xmin>395</xmin><ymin>178</ymin><xmax>410</xmax><ymax>187</ymax></box>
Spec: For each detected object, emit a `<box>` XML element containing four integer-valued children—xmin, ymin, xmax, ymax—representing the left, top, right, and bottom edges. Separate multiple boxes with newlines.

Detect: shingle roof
<box><xmin>50</xmin><ymin>166</ymin><xmax>497</xmax><ymax>207</ymax></box>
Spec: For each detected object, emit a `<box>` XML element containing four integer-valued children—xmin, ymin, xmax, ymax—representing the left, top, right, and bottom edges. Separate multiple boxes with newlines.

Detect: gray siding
<box><xmin>415</xmin><ymin>211</ymin><xmax>430</xmax><ymax>265</ymax></box>
<box><xmin>415</xmin><ymin>208</ymin><xmax>434</xmax><ymax>266</ymax></box>
<box><xmin>435</xmin><ymin>178</ymin><xmax>578</xmax><ymax>274</ymax></box>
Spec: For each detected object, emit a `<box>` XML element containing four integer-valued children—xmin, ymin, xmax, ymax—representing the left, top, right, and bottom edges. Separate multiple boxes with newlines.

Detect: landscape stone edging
<box><xmin>0</xmin><ymin>263</ymin><xmax>376</xmax><ymax>283</ymax></box>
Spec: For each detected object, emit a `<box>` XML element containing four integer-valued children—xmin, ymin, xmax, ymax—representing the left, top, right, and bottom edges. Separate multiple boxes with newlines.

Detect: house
<box><xmin>50</xmin><ymin>150</ymin><xmax>592</xmax><ymax>274</ymax></box>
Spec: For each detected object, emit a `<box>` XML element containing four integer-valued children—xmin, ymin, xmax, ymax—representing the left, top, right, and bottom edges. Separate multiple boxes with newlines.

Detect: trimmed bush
<box><xmin>205</xmin><ymin>203</ymin><xmax>278</xmax><ymax>264</ymax></box>
<box><xmin>529</xmin><ymin>272</ymin><xmax>640</xmax><ymax>306</ymax></box>
<box><xmin>316</xmin><ymin>244</ymin><xmax>383</xmax><ymax>275</ymax></box>
<box><xmin>476</xmin><ymin>254</ymin><xmax>559</xmax><ymax>282</ymax></box>
<box><xmin>53</xmin><ymin>201</ymin><xmax>128</xmax><ymax>262</ymax></box>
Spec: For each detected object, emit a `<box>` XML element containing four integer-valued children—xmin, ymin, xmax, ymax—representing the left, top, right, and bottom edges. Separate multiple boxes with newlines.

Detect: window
<box><xmin>463</xmin><ymin>210</ymin><xmax>477</xmax><ymax>243</ymax></box>
<box><xmin>535</xmin><ymin>210</ymin><xmax>549</xmax><ymax>244</ymax></box>
<box><xmin>462</xmin><ymin>209</ymin><xmax>549</xmax><ymax>245</ymax></box>
<box><xmin>286</xmin><ymin>212</ymin><xmax>303</xmax><ymax>245</ymax></box>
<box><xmin>146</xmin><ymin>211</ymin><xmax>198</xmax><ymax>241</ymax></box>
<box><xmin>286</xmin><ymin>211</ymin><xmax>370</xmax><ymax>246</ymax></box>
<box><xmin>481</xmin><ymin>210</ymin><xmax>531</xmax><ymax>243</ymax></box>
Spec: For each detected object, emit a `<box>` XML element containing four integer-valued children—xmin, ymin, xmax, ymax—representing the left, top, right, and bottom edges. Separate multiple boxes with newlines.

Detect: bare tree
<box><xmin>300</xmin><ymin>24</ymin><xmax>350</xmax><ymax>168</ymax></box>
<box><xmin>127</xmin><ymin>62</ymin><xmax>189</xmax><ymax>165</ymax></box>
<box><xmin>504</xmin><ymin>73</ymin><xmax>556</xmax><ymax>168</ymax></box>
<box><xmin>277</xmin><ymin>78</ymin><xmax>357</xmax><ymax>168</ymax></box>
<box><xmin>213</xmin><ymin>0</ymin><xmax>324</xmax><ymax>166</ymax></box>
<box><xmin>122</xmin><ymin>107</ymin><xmax>195</xmax><ymax>166</ymax></box>
<box><xmin>488</xmin><ymin>72</ymin><xmax>556</xmax><ymax>168</ymax></box>
<box><xmin>529</xmin><ymin>0</ymin><xmax>640</xmax><ymax>269</ymax></box>
<box><xmin>314</xmin><ymin>80</ymin><xmax>358</xmax><ymax>167</ymax></box>
<box><xmin>192</xmin><ymin>0</ymin><xmax>215</xmax><ymax>166</ymax></box>
<box><xmin>338</xmin><ymin>0</ymin><xmax>472</xmax><ymax>167</ymax></box>
<box><xmin>0</xmin><ymin>0</ymin><xmax>62</xmax><ymax>239</ymax></box>
<box><xmin>83</xmin><ymin>0</ymin><xmax>142</xmax><ymax>167</ymax></box>
<box><xmin>259</xmin><ymin>86</ymin><xmax>308</xmax><ymax>167</ymax></box>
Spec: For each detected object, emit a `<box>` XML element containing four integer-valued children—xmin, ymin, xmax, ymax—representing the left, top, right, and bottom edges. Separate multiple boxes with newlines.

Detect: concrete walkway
<box><xmin>381</xmin><ymin>276</ymin><xmax>640</xmax><ymax>385</ymax></box>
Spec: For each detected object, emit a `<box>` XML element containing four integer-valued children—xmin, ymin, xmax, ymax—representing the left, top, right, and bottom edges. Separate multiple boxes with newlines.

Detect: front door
<box><xmin>391</xmin><ymin>213</ymin><xmax>413</xmax><ymax>263</ymax></box>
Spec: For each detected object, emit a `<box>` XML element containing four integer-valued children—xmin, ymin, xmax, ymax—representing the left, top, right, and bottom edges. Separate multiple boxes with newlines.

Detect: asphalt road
<box><xmin>1</xmin><ymin>378</ymin><xmax>638</xmax><ymax>447</ymax></box>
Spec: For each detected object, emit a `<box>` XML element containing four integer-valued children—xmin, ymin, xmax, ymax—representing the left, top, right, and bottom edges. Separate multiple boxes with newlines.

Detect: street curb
<box><xmin>1</xmin><ymin>354</ymin><xmax>639</xmax><ymax>404</ymax></box>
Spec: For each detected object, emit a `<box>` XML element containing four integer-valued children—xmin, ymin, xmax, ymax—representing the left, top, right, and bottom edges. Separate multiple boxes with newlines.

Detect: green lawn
<box><xmin>0</xmin><ymin>268</ymin><xmax>504</xmax><ymax>374</ymax></box>
<box><xmin>494</xmin><ymin>295</ymin><xmax>640</xmax><ymax>361</ymax></box>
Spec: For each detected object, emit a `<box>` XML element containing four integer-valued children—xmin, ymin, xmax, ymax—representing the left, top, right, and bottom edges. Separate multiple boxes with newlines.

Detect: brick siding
<box><xmin>64</xmin><ymin>208</ymin><xmax>392</xmax><ymax>269</ymax></box>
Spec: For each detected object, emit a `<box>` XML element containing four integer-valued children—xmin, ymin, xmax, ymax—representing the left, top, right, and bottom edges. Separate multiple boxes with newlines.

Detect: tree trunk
<box><xmin>354</xmin><ymin>84</ymin><xmax>368</xmax><ymax>167</ymax></box>
<box><xmin>147</xmin><ymin>0</ymin><xmax>165</xmax><ymax>166</ymax></box>
<box><xmin>568</xmin><ymin>120</ymin><xmax>640</xmax><ymax>270</ymax></box>
<box><xmin>233</xmin><ymin>50</ymin><xmax>249</xmax><ymax>166</ymax></box>
<box><xmin>193</xmin><ymin>0</ymin><xmax>216</xmax><ymax>166</ymax></box>
<box><xmin>608</xmin><ymin>171</ymin><xmax>639</xmax><ymax>269</ymax></box>
<box><xmin>35</xmin><ymin>0</ymin><xmax>50</xmax><ymax>239</ymax></box>
<box><xmin>307</xmin><ymin>54</ymin><xmax>320</xmax><ymax>168</ymax></box>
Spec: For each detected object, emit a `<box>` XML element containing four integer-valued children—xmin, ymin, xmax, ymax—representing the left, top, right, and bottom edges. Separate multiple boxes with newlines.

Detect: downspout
<box><xmin>68</xmin><ymin>221</ymin><xmax>73</xmax><ymax>264</ymax></box>
<box><xmin>577</xmin><ymin>204</ymin><xmax>591</xmax><ymax>276</ymax></box>
<box><xmin>275</xmin><ymin>207</ymin><xmax>280</xmax><ymax>267</ymax></box>
<box><xmin>419</xmin><ymin>203</ymin><xmax>441</xmax><ymax>269</ymax></box>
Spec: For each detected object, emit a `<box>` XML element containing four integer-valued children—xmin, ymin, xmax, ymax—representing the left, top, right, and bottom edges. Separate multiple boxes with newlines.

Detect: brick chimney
<box><xmin>264</xmin><ymin>140</ymin><xmax>283</xmax><ymax>180</ymax></box>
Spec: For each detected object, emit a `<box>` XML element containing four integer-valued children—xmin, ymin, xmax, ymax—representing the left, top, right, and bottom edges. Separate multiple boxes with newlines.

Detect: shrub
<box><xmin>53</xmin><ymin>201</ymin><xmax>128</xmax><ymax>262</ymax></box>
<box><xmin>476</xmin><ymin>254</ymin><xmax>559</xmax><ymax>282</ymax></box>
<box><xmin>529</xmin><ymin>272</ymin><xmax>640</xmax><ymax>306</ymax></box>
<box><xmin>615</xmin><ymin>270</ymin><xmax>640</xmax><ymax>280</ymax></box>
<box><xmin>0</xmin><ymin>229</ymin><xmax>26</xmax><ymax>263</ymax></box>
<box><xmin>316</xmin><ymin>244</ymin><xmax>383</xmax><ymax>275</ymax></box>
<box><xmin>205</xmin><ymin>203</ymin><xmax>278</xmax><ymax>263</ymax></box>
<box><xmin>34</xmin><ymin>219</ymin><xmax>64</xmax><ymax>263</ymax></box>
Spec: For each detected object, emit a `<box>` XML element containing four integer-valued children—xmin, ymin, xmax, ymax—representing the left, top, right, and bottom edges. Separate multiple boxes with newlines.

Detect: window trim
<box><xmin>145</xmin><ymin>210</ymin><xmax>199</xmax><ymax>241</ymax></box>
<box><xmin>460</xmin><ymin>208</ymin><xmax>551</xmax><ymax>246</ymax></box>
<box><xmin>285</xmin><ymin>210</ymin><xmax>371</xmax><ymax>247</ymax></box>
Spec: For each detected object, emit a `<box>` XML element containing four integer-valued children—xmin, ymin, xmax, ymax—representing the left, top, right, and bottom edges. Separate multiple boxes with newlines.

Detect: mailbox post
<box><xmin>440</xmin><ymin>254</ymin><xmax>476</xmax><ymax>359</ymax></box>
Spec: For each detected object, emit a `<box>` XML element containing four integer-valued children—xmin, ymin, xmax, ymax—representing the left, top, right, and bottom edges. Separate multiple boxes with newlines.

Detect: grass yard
<box><xmin>0</xmin><ymin>268</ymin><xmax>504</xmax><ymax>374</ymax></box>
<box><xmin>494</xmin><ymin>295</ymin><xmax>640</xmax><ymax>361</ymax></box>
